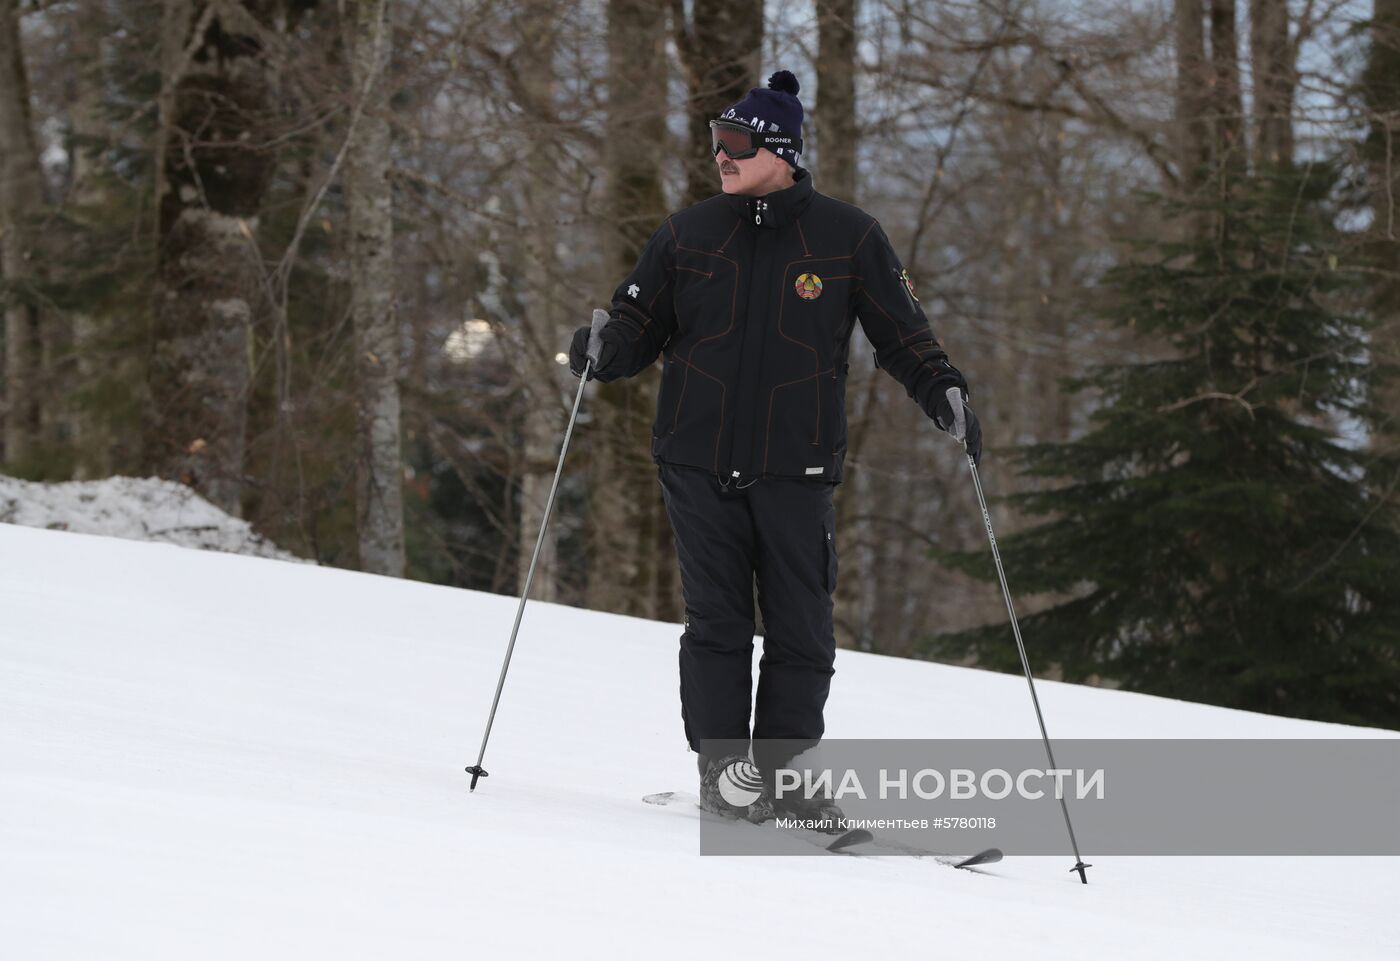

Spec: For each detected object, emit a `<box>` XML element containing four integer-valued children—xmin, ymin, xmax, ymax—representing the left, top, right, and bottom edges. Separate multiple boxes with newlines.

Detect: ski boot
<box><xmin>698</xmin><ymin>754</ymin><xmax>775</xmax><ymax>824</ymax></box>
<box><xmin>769</xmin><ymin>778</ymin><xmax>846</xmax><ymax>833</ymax></box>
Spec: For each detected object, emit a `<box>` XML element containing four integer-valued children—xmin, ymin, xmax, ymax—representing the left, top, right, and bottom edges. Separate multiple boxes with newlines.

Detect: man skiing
<box><xmin>569</xmin><ymin>71</ymin><xmax>982</xmax><ymax>826</ymax></box>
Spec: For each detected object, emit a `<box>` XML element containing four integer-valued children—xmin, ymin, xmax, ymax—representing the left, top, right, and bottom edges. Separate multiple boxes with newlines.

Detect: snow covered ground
<box><xmin>1</xmin><ymin>520</ymin><xmax>1396</xmax><ymax>960</ymax></box>
<box><xmin>0</xmin><ymin>474</ymin><xmax>299</xmax><ymax>561</ymax></box>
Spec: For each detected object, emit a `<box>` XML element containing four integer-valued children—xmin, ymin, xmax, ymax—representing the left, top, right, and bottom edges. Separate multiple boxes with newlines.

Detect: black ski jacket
<box><xmin>600</xmin><ymin>166</ymin><xmax>968</xmax><ymax>485</ymax></box>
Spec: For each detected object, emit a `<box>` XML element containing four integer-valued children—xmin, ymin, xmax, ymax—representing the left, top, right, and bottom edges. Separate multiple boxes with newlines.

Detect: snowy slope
<box><xmin>1</xmin><ymin>521</ymin><xmax>1395</xmax><ymax>960</ymax></box>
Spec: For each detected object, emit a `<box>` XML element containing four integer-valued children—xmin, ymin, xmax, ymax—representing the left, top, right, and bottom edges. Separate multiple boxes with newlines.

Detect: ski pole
<box><xmin>466</xmin><ymin>308</ymin><xmax>611</xmax><ymax>792</ymax></box>
<box><xmin>946</xmin><ymin>388</ymin><xmax>1092</xmax><ymax>883</ymax></box>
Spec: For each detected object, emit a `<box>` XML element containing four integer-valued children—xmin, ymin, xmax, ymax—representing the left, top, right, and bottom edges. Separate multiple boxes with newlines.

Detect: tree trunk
<box><xmin>67</xmin><ymin>0</ymin><xmax>113</xmax><ymax>478</ymax></box>
<box><xmin>345</xmin><ymin>0</ymin><xmax>405</xmax><ymax>576</ymax></box>
<box><xmin>147</xmin><ymin>0</ymin><xmax>279</xmax><ymax>516</ymax></box>
<box><xmin>816</xmin><ymin>0</ymin><xmax>857</xmax><ymax>203</ymax></box>
<box><xmin>589</xmin><ymin>0</ymin><xmax>674</xmax><ymax>619</ymax></box>
<box><xmin>1175</xmin><ymin>0</ymin><xmax>1245</xmax><ymax>224</ymax></box>
<box><xmin>0</xmin><ymin>0</ymin><xmax>44</xmax><ymax>468</ymax></box>
<box><xmin>515</xmin><ymin>4</ymin><xmax>564</xmax><ymax>603</ymax></box>
<box><xmin>1208</xmin><ymin>0</ymin><xmax>1247</xmax><ymax>180</ymax></box>
<box><xmin>673</xmin><ymin>0</ymin><xmax>764</xmax><ymax>208</ymax></box>
<box><xmin>1174</xmin><ymin>0</ymin><xmax>1211</xmax><ymax>194</ymax></box>
<box><xmin>1248</xmin><ymin>0</ymin><xmax>1294</xmax><ymax>168</ymax></box>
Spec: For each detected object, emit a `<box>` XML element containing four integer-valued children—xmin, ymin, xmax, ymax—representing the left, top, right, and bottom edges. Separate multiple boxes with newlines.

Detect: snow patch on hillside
<box><xmin>0</xmin><ymin>474</ymin><xmax>300</xmax><ymax>561</ymax></box>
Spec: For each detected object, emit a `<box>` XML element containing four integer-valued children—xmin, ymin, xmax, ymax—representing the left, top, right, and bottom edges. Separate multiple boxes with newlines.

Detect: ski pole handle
<box><xmin>587</xmin><ymin>308</ymin><xmax>611</xmax><ymax>368</ymax></box>
<box><xmin>945</xmin><ymin>385</ymin><xmax>968</xmax><ymax>444</ymax></box>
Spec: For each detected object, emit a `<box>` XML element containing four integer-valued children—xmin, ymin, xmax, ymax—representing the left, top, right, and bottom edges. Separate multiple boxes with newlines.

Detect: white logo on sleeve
<box><xmin>627</xmin><ymin>283</ymin><xmax>640</xmax><ymax>298</ymax></box>
<box><xmin>805</xmin><ymin>467</ymin><xmax>823</xmax><ymax>475</ymax></box>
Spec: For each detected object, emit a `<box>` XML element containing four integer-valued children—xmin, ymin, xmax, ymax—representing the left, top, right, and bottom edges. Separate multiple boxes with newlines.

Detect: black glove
<box><xmin>933</xmin><ymin>384</ymin><xmax>983</xmax><ymax>467</ymax></box>
<box><xmin>568</xmin><ymin>324</ymin><xmax>621</xmax><ymax>382</ymax></box>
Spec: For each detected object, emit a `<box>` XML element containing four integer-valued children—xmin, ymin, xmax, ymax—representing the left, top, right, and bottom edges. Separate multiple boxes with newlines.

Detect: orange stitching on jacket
<box><xmin>666</xmin><ymin>353</ymin><xmax>728</xmax><ymax>471</ymax></box>
<box><xmin>795</xmin><ymin>219</ymin><xmax>812</xmax><ymax>257</ymax></box>
<box><xmin>854</xmin><ymin>219</ymin><xmax>878</xmax><ymax>253</ymax></box>
<box><xmin>761</xmin><ymin>367</ymin><xmax>835</xmax><ymax>474</ymax></box>
<box><xmin>616</xmin><ymin>304</ymin><xmax>653</xmax><ymax>347</ymax></box>
<box><xmin>666</xmin><ymin>354</ymin><xmax>728</xmax><ymax>445</ymax></box>
<box><xmin>669</xmin><ymin>240</ymin><xmax>739</xmax><ymax>473</ymax></box>
<box><xmin>857</xmin><ymin>287</ymin><xmax>947</xmax><ymax>387</ymax></box>
<box><xmin>646</xmin><ymin>278</ymin><xmax>673</xmax><ymax>313</ymax></box>
<box><xmin>716</xmin><ymin>219</ymin><xmax>741</xmax><ymax>253</ymax></box>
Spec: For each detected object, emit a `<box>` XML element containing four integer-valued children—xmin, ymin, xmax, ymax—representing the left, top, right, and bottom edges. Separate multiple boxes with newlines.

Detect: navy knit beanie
<box><xmin>718</xmin><ymin>70</ymin><xmax>804</xmax><ymax>167</ymax></box>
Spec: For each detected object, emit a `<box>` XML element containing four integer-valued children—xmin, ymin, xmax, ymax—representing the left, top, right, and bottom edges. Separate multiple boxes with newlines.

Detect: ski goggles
<box><xmin>709</xmin><ymin>120</ymin><xmax>803</xmax><ymax>160</ymax></box>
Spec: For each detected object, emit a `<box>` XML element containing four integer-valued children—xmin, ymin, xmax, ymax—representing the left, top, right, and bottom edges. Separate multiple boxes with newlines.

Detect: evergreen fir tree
<box><xmin>928</xmin><ymin>163</ymin><xmax>1400</xmax><ymax>729</ymax></box>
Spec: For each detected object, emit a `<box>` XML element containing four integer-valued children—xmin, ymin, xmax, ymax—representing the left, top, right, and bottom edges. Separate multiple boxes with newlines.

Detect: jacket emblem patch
<box><xmin>794</xmin><ymin>273</ymin><xmax>823</xmax><ymax>301</ymax></box>
<box><xmin>897</xmin><ymin>267</ymin><xmax>919</xmax><ymax>303</ymax></box>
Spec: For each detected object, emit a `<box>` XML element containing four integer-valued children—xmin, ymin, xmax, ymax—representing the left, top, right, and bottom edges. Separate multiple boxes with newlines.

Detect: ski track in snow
<box><xmin>1</xmin><ymin>521</ymin><xmax>1396</xmax><ymax>960</ymax></box>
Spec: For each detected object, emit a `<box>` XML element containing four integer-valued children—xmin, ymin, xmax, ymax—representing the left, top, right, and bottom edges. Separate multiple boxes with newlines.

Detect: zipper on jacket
<box><xmin>720</xmin><ymin>219</ymin><xmax>759</xmax><ymax>483</ymax></box>
<box><xmin>724</xmin><ymin>206</ymin><xmax>775</xmax><ymax>481</ymax></box>
<box><xmin>744</xmin><ymin>222</ymin><xmax>776</xmax><ymax>474</ymax></box>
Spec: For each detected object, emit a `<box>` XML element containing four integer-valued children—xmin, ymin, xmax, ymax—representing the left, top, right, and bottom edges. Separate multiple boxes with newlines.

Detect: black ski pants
<box><xmin>657</xmin><ymin>462</ymin><xmax>838</xmax><ymax>777</ymax></box>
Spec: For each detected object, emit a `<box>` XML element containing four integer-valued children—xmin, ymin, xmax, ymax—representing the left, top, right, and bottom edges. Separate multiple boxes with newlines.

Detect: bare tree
<box><xmin>1175</xmin><ymin>0</ymin><xmax>1212</xmax><ymax>193</ymax></box>
<box><xmin>513</xmin><ymin>1</ymin><xmax>567</xmax><ymax>602</ymax></box>
<box><xmin>1208</xmin><ymin>0</ymin><xmax>1247</xmax><ymax>180</ymax></box>
<box><xmin>66</xmin><ymin>0</ymin><xmax>114</xmax><ymax>478</ymax></box>
<box><xmin>0</xmin><ymin>0</ymin><xmax>44</xmax><ymax>467</ymax></box>
<box><xmin>586</xmin><ymin>0</ymin><xmax>675</xmax><ymax>619</ymax></box>
<box><xmin>816</xmin><ymin>0</ymin><xmax>858</xmax><ymax>204</ymax></box>
<box><xmin>1249</xmin><ymin>0</ymin><xmax>1294</xmax><ymax>167</ymax></box>
<box><xmin>1174</xmin><ymin>0</ymin><xmax>1245</xmax><ymax>223</ymax></box>
<box><xmin>813</xmin><ymin>0</ymin><xmax>876</xmax><ymax>645</ymax></box>
<box><xmin>146</xmin><ymin>0</ymin><xmax>281</xmax><ymax>516</ymax></box>
<box><xmin>344</xmin><ymin>0</ymin><xmax>405</xmax><ymax>576</ymax></box>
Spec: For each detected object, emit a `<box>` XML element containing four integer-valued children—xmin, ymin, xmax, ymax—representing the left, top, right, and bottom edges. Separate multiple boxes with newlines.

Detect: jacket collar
<box><xmin>724</xmin><ymin>166</ymin><xmax>815</xmax><ymax>229</ymax></box>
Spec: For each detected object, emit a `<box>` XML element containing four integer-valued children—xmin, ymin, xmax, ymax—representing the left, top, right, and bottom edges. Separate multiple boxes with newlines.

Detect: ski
<box><xmin>644</xmin><ymin>791</ymin><xmax>1000</xmax><ymax>869</ymax></box>
<box><xmin>821</xmin><ymin>828</ymin><xmax>1002</xmax><ymax>868</ymax></box>
<box><xmin>840</xmin><ymin>828</ymin><xmax>1004</xmax><ymax>867</ymax></box>
<box><xmin>954</xmin><ymin>848</ymin><xmax>1003</xmax><ymax>868</ymax></box>
<box><xmin>644</xmin><ymin>790</ymin><xmax>871</xmax><ymax>854</ymax></box>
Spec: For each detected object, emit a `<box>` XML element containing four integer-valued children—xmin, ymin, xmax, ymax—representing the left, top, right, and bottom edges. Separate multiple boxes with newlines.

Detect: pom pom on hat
<box><xmin>767</xmin><ymin>70</ymin><xmax>800</xmax><ymax>96</ymax></box>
